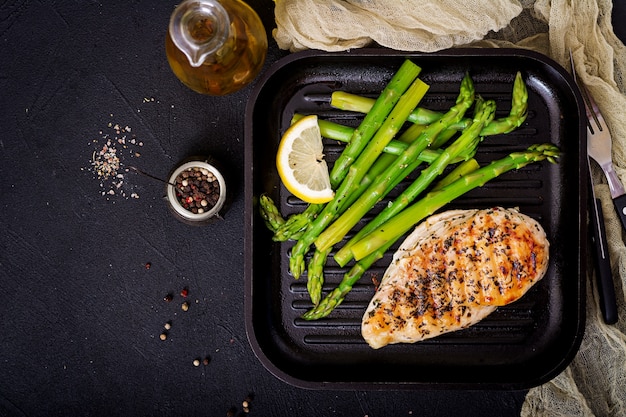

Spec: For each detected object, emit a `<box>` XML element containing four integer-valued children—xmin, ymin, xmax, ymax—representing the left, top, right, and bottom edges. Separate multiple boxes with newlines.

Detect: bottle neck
<box><xmin>169</xmin><ymin>0</ymin><xmax>231</xmax><ymax>67</ymax></box>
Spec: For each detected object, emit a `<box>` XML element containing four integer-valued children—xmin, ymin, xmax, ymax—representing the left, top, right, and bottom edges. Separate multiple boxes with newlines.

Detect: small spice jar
<box><xmin>166</xmin><ymin>157</ymin><xmax>227</xmax><ymax>225</ymax></box>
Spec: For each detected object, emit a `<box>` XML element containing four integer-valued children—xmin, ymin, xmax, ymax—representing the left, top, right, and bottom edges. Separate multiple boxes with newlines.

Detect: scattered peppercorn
<box><xmin>145</xmin><ymin>262</ymin><xmax>151</xmax><ymax>270</ymax></box>
<box><xmin>159</xmin><ymin>332</ymin><xmax>167</xmax><ymax>341</ymax></box>
<box><xmin>164</xmin><ymin>322</ymin><xmax>171</xmax><ymax>330</ymax></box>
<box><xmin>202</xmin><ymin>356</ymin><xmax>210</xmax><ymax>366</ymax></box>
<box><xmin>242</xmin><ymin>394</ymin><xmax>253</xmax><ymax>413</ymax></box>
<box><xmin>193</xmin><ymin>358</ymin><xmax>200</xmax><ymax>367</ymax></box>
<box><xmin>180</xmin><ymin>287</ymin><xmax>189</xmax><ymax>298</ymax></box>
<box><xmin>164</xmin><ymin>293</ymin><xmax>173</xmax><ymax>302</ymax></box>
<box><xmin>181</xmin><ymin>301</ymin><xmax>190</xmax><ymax>311</ymax></box>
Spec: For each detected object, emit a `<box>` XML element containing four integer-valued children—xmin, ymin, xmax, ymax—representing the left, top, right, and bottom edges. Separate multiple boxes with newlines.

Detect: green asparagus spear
<box><xmin>291</xmin><ymin>113</ymin><xmax>354</xmax><ymax>143</ymax></box>
<box><xmin>291</xmin><ymin>114</ymin><xmax>420</xmax><ymax>157</ymax></box>
<box><xmin>306</xmin><ymin>246</ymin><xmax>332</xmax><ymax>306</ymax></box>
<box><xmin>330</xmin><ymin>71</ymin><xmax>528</xmax><ymax>137</ymax></box>
<box><xmin>303</xmin><ymin>143</ymin><xmax>560</xmax><ymax>320</ymax></box>
<box><xmin>259</xmin><ymin>194</ymin><xmax>285</xmax><ymax>232</ymax></box>
<box><xmin>289</xmin><ymin>77</ymin><xmax>431</xmax><ymax>279</ymax></box>
<box><xmin>332</xmin><ymin>91</ymin><xmax>449</xmax><ymax>126</ymax></box>
<box><xmin>272</xmin><ymin>203</ymin><xmax>319</xmax><ymax>242</ymax></box>
<box><xmin>315</xmin><ymin>74</ymin><xmax>477</xmax><ymax>253</ymax></box>
<box><xmin>301</xmin><ymin>239</ymin><xmax>395</xmax><ymax>321</ymax></box>
<box><xmin>480</xmin><ymin>71</ymin><xmax>528</xmax><ymax>135</ymax></box>
<box><xmin>350</xmin><ymin>143</ymin><xmax>561</xmax><ymax>261</ymax></box>
<box><xmin>329</xmin><ymin>59</ymin><xmax>423</xmax><ymax>187</ymax></box>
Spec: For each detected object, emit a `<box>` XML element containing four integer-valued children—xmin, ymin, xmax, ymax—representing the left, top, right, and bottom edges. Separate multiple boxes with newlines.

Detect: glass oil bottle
<box><xmin>165</xmin><ymin>0</ymin><xmax>268</xmax><ymax>95</ymax></box>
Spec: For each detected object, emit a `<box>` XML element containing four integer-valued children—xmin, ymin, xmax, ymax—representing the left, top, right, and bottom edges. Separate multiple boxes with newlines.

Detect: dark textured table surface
<box><xmin>1</xmin><ymin>1</ymin><xmax>624</xmax><ymax>416</ymax></box>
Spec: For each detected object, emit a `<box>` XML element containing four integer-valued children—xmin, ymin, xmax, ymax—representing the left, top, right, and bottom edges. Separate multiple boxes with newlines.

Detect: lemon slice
<box><xmin>276</xmin><ymin>115</ymin><xmax>334</xmax><ymax>204</ymax></box>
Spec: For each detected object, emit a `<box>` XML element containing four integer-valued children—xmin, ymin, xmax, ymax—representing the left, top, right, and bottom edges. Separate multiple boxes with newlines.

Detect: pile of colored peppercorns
<box><xmin>174</xmin><ymin>167</ymin><xmax>221</xmax><ymax>214</ymax></box>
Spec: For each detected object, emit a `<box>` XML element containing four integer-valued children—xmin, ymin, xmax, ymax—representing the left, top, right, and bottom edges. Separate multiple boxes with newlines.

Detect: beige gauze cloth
<box><xmin>274</xmin><ymin>1</ymin><xmax>626</xmax><ymax>416</ymax></box>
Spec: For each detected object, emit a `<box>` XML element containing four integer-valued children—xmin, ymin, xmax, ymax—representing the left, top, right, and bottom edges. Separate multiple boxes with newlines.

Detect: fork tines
<box><xmin>579</xmin><ymin>82</ymin><xmax>606</xmax><ymax>135</ymax></box>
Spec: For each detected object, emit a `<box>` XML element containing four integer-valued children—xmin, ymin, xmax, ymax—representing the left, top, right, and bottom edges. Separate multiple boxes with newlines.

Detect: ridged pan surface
<box><xmin>244</xmin><ymin>49</ymin><xmax>586</xmax><ymax>389</ymax></box>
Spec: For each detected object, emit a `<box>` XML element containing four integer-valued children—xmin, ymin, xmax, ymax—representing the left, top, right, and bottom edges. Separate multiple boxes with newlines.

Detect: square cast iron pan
<box><xmin>244</xmin><ymin>48</ymin><xmax>587</xmax><ymax>390</ymax></box>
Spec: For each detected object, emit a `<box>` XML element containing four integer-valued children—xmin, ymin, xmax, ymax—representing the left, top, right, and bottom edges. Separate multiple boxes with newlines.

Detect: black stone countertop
<box><xmin>1</xmin><ymin>1</ymin><xmax>624</xmax><ymax>416</ymax></box>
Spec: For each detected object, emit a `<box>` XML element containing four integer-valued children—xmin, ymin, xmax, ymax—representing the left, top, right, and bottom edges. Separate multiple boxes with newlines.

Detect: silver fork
<box><xmin>579</xmin><ymin>69</ymin><xmax>626</xmax><ymax>233</ymax></box>
<box><xmin>570</xmin><ymin>50</ymin><xmax>619</xmax><ymax>324</ymax></box>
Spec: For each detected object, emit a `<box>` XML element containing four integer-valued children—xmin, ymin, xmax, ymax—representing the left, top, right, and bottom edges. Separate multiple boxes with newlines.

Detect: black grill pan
<box><xmin>244</xmin><ymin>48</ymin><xmax>586</xmax><ymax>389</ymax></box>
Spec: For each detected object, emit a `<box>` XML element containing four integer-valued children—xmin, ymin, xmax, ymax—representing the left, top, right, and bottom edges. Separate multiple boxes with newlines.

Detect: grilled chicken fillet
<box><xmin>362</xmin><ymin>207</ymin><xmax>549</xmax><ymax>349</ymax></box>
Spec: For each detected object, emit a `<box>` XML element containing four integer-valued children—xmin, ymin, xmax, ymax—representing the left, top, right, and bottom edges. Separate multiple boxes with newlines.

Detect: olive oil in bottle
<box><xmin>166</xmin><ymin>0</ymin><xmax>268</xmax><ymax>96</ymax></box>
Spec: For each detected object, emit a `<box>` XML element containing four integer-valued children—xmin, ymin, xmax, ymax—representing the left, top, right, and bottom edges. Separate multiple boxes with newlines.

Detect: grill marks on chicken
<box><xmin>361</xmin><ymin>207</ymin><xmax>549</xmax><ymax>349</ymax></box>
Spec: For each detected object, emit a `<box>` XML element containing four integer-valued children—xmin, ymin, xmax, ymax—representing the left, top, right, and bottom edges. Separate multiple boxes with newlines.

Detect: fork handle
<box><xmin>612</xmin><ymin>194</ymin><xmax>626</xmax><ymax>235</ymax></box>
<box><xmin>591</xmin><ymin>198</ymin><xmax>618</xmax><ymax>324</ymax></box>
